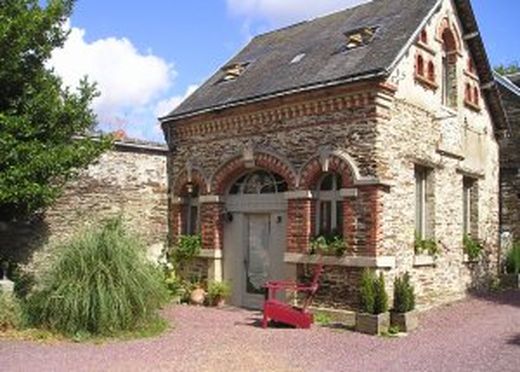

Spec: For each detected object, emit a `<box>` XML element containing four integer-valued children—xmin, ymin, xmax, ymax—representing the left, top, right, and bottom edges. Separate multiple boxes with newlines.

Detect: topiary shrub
<box><xmin>393</xmin><ymin>272</ymin><xmax>415</xmax><ymax>313</ymax></box>
<box><xmin>374</xmin><ymin>273</ymin><xmax>389</xmax><ymax>314</ymax></box>
<box><xmin>25</xmin><ymin>217</ymin><xmax>169</xmax><ymax>336</ymax></box>
<box><xmin>505</xmin><ymin>242</ymin><xmax>520</xmax><ymax>275</ymax></box>
<box><xmin>359</xmin><ymin>270</ymin><xmax>389</xmax><ymax>315</ymax></box>
<box><xmin>360</xmin><ymin>269</ymin><xmax>375</xmax><ymax>314</ymax></box>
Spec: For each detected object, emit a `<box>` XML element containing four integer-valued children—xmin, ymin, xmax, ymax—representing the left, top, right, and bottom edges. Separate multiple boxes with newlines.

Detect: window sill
<box><xmin>284</xmin><ymin>253</ymin><xmax>396</xmax><ymax>268</ymax></box>
<box><xmin>464</xmin><ymin>100</ymin><xmax>481</xmax><ymax>112</ymax></box>
<box><xmin>413</xmin><ymin>255</ymin><xmax>436</xmax><ymax>267</ymax></box>
<box><xmin>462</xmin><ymin>254</ymin><xmax>480</xmax><ymax>264</ymax></box>
<box><xmin>463</xmin><ymin>69</ymin><xmax>479</xmax><ymax>81</ymax></box>
<box><xmin>197</xmin><ymin>249</ymin><xmax>223</xmax><ymax>259</ymax></box>
<box><xmin>414</xmin><ymin>74</ymin><xmax>438</xmax><ymax>90</ymax></box>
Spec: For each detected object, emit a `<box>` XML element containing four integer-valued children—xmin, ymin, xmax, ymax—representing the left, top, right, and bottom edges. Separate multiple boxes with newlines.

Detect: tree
<box><xmin>0</xmin><ymin>0</ymin><xmax>112</xmax><ymax>222</ymax></box>
<box><xmin>495</xmin><ymin>62</ymin><xmax>520</xmax><ymax>76</ymax></box>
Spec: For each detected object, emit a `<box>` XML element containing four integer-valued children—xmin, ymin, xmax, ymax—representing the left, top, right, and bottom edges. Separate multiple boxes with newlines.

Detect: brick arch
<box><xmin>174</xmin><ymin>168</ymin><xmax>209</xmax><ymax>196</ymax></box>
<box><xmin>211</xmin><ymin>152</ymin><xmax>297</xmax><ymax>194</ymax></box>
<box><xmin>436</xmin><ymin>17</ymin><xmax>461</xmax><ymax>52</ymax></box>
<box><xmin>299</xmin><ymin>151</ymin><xmax>358</xmax><ymax>190</ymax></box>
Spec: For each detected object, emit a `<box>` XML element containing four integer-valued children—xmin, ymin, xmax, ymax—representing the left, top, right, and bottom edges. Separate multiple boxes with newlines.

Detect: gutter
<box><xmin>159</xmin><ymin>69</ymin><xmax>387</xmax><ymax>123</ymax></box>
<box><xmin>494</xmin><ymin>72</ymin><xmax>520</xmax><ymax>97</ymax></box>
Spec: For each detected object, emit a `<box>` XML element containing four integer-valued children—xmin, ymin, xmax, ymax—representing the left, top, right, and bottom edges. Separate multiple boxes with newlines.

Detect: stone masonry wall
<box><xmin>0</xmin><ymin>144</ymin><xmax>168</xmax><ymax>271</ymax></box>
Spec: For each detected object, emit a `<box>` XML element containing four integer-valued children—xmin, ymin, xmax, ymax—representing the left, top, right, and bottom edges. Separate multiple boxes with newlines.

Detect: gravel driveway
<box><xmin>1</xmin><ymin>291</ymin><xmax>519</xmax><ymax>372</ymax></box>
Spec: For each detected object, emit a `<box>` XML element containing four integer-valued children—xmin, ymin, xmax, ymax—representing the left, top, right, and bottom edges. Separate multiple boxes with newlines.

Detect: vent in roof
<box><xmin>219</xmin><ymin>62</ymin><xmax>250</xmax><ymax>82</ymax></box>
<box><xmin>344</xmin><ymin>26</ymin><xmax>378</xmax><ymax>50</ymax></box>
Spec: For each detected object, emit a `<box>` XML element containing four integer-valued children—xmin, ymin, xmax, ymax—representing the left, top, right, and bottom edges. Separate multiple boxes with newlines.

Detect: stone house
<box><xmin>497</xmin><ymin>73</ymin><xmax>520</xmax><ymax>248</ymax></box>
<box><xmin>160</xmin><ymin>0</ymin><xmax>508</xmax><ymax>310</ymax></box>
<box><xmin>0</xmin><ymin>138</ymin><xmax>169</xmax><ymax>270</ymax></box>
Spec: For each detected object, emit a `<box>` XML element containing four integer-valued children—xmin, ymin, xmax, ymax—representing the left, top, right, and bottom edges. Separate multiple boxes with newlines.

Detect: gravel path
<box><xmin>1</xmin><ymin>291</ymin><xmax>519</xmax><ymax>372</ymax></box>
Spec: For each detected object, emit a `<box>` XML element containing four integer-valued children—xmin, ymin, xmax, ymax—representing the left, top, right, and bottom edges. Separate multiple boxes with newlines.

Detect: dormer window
<box><xmin>344</xmin><ymin>26</ymin><xmax>378</xmax><ymax>50</ymax></box>
<box><xmin>220</xmin><ymin>62</ymin><xmax>250</xmax><ymax>82</ymax></box>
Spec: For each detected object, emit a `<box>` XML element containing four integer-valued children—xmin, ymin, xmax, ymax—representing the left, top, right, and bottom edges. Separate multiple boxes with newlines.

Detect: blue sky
<box><xmin>51</xmin><ymin>0</ymin><xmax>519</xmax><ymax>142</ymax></box>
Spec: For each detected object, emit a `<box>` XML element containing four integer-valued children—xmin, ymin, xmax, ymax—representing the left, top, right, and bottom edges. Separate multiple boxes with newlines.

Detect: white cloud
<box><xmin>154</xmin><ymin>84</ymin><xmax>199</xmax><ymax>118</ymax></box>
<box><xmin>227</xmin><ymin>0</ymin><xmax>371</xmax><ymax>26</ymax></box>
<box><xmin>50</xmin><ymin>23</ymin><xmax>175</xmax><ymax>114</ymax></box>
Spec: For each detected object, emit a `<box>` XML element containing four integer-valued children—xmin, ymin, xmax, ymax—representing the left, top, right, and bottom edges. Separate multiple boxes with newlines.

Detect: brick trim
<box><xmin>299</xmin><ymin>154</ymin><xmax>355</xmax><ymax>190</ymax></box>
<box><xmin>174</xmin><ymin>169</ymin><xmax>209</xmax><ymax>196</ymax></box>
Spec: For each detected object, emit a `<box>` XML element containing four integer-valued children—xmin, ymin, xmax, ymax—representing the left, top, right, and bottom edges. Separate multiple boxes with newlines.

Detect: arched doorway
<box><xmin>223</xmin><ymin>169</ymin><xmax>293</xmax><ymax>309</ymax></box>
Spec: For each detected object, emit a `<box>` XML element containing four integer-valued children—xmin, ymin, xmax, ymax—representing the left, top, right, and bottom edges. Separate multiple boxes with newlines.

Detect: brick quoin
<box><xmin>299</xmin><ymin>155</ymin><xmax>354</xmax><ymax>190</ymax></box>
<box><xmin>287</xmin><ymin>199</ymin><xmax>313</xmax><ymax>253</ymax></box>
<box><xmin>200</xmin><ymin>202</ymin><xmax>225</xmax><ymax>250</ymax></box>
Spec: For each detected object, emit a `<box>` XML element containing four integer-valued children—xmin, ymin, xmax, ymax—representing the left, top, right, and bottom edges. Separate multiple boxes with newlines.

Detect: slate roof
<box><xmin>164</xmin><ymin>0</ymin><xmax>438</xmax><ymax>120</ymax></box>
<box><xmin>162</xmin><ymin>0</ymin><xmax>508</xmax><ymax>132</ymax></box>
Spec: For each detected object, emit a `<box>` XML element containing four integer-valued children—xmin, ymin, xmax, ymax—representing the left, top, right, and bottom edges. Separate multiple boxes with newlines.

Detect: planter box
<box><xmin>391</xmin><ymin>310</ymin><xmax>418</xmax><ymax>333</ymax></box>
<box><xmin>501</xmin><ymin>274</ymin><xmax>520</xmax><ymax>289</ymax></box>
<box><xmin>355</xmin><ymin>312</ymin><xmax>390</xmax><ymax>335</ymax></box>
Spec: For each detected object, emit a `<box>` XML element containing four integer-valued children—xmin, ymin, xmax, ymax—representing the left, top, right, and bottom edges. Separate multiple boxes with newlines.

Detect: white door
<box><xmin>243</xmin><ymin>214</ymin><xmax>271</xmax><ymax>309</ymax></box>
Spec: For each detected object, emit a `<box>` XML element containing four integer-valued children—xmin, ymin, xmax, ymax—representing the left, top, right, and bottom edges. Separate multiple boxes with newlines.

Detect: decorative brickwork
<box><xmin>200</xmin><ymin>202</ymin><xmax>225</xmax><ymax>250</ymax></box>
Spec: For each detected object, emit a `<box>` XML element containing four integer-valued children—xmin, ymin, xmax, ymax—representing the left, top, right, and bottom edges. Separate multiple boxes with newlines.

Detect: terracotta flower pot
<box><xmin>190</xmin><ymin>288</ymin><xmax>206</xmax><ymax>306</ymax></box>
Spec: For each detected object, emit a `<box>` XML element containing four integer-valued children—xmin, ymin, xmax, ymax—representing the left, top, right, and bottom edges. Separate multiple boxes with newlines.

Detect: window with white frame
<box><xmin>316</xmin><ymin>173</ymin><xmax>343</xmax><ymax>237</ymax></box>
<box><xmin>415</xmin><ymin>166</ymin><xmax>431</xmax><ymax>239</ymax></box>
<box><xmin>183</xmin><ymin>185</ymin><xmax>200</xmax><ymax>235</ymax></box>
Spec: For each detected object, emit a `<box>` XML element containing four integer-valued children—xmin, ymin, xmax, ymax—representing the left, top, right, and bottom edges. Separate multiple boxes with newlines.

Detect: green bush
<box><xmin>505</xmin><ymin>243</ymin><xmax>520</xmax><ymax>275</ymax></box>
<box><xmin>0</xmin><ymin>291</ymin><xmax>23</xmax><ymax>331</ymax></box>
<box><xmin>393</xmin><ymin>272</ymin><xmax>415</xmax><ymax>313</ymax></box>
<box><xmin>207</xmin><ymin>281</ymin><xmax>231</xmax><ymax>305</ymax></box>
<box><xmin>309</xmin><ymin>235</ymin><xmax>347</xmax><ymax>257</ymax></box>
<box><xmin>359</xmin><ymin>269</ymin><xmax>388</xmax><ymax>315</ymax></box>
<box><xmin>414</xmin><ymin>232</ymin><xmax>440</xmax><ymax>256</ymax></box>
<box><xmin>463</xmin><ymin>235</ymin><xmax>482</xmax><ymax>261</ymax></box>
<box><xmin>25</xmin><ymin>217</ymin><xmax>169</xmax><ymax>336</ymax></box>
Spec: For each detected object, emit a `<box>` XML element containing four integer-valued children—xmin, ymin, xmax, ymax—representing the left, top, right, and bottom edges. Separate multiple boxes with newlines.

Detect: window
<box><xmin>416</xmin><ymin>55</ymin><xmax>425</xmax><ymax>76</ymax></box>
<box><xmin>427</xmin><ymin>61</ymin><xmax>435</xmax><ymax>82</ymax></box>
<box><xmin>465</xmin><ymin>83</ymin><xmax>472</xmax><ymax>102</ymax></box>
<box><xmin>420</xmin><ymin>30</ymin><xmax>428</xmax><ymax>44</ymax></box>
<box><xmin>316</xmin><ymin>173</ymin><xmax>343</xmax><ymax>237</ymax></box>
<box><xmin>441</xmin><ymin>29</ymin><xmax>458</xmax><ymax>108</ymax></box>
<box><xmin>415</xmin><ymin>166</ymin><xmax>433</xmax><ymax>239</ymax></box>
<box><xmin>473</xmin><ymin>87</ymin><xmax>479</xmax><ymax>106</ymax></box>
<box><xmin>463</xmin><ymin>177</ymin><xmax>478</xmax><ymax>237</ymax></box>
<box><xmin>220</xmin><ymin>62</ymin><xmax>250</xmax><ymax>82</ymax></box>
<box><xmin>229</xmin><ymin>170</ymin><xmax>288</xmax><ymax>195</ymax></box>
<box><xmin>468</xmin><ymin>59</ymin><xmax>475</xmax><ymax>74</ymax></box>
<box><xmin>183</xmin><ymin>185</ymin><xmax>200</xmax><ymax>235</ymax></box>
<box><xmin>344</xmin><ymin>26</ymin><xmax>378</xmax><ymax>50</ymax></box>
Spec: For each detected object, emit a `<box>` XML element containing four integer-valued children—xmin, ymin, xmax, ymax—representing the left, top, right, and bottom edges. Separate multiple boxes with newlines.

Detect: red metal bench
<box><xmin>262</xmin><ymin>262</ymin><xmax>324</xmax><ymax>329</ymax></box>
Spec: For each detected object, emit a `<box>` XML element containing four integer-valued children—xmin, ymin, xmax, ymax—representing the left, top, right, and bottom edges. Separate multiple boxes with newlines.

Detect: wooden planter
<box><xmin>391</xmin><ymin>310</ymin><xmax>418</xmax><ymax>333</ymax></box>
<box><xmin>501</xmin><ymin>274</ymin><xmax>520</xmax><ymax>289</ymax></box>
<box><xmin>355</xmin><ymin>312</ymin><xmax>390</xmax><ymax>335</ymax></box>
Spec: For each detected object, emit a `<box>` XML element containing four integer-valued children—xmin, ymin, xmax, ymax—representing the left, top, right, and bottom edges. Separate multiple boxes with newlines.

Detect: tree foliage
<box><xmin>0</xmin><ymin>0</ymin><xmax>111</xmax><ymax>221</ymax></box>
<box><xmin>495</xmin><ymin>62</ymin><xmax>520</xmax><ymax>76</ymax></box>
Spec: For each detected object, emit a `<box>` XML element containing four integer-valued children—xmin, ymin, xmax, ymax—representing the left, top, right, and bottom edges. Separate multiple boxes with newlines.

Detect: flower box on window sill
<box><xmin>414</xmin><ymin>74</ymin><xmax>438</xmax><ymax>90</ymax></box>
<box><xmin>413</xmin><ymin>255</ymin><xmax>436</xmax><ymax>267</ymax></box>
<box><xmin>462</xmin><ymin>254</ymin><xmax>480</xmax><ymax>264</ymax></box>
<box><xmin>464</xmin><ymin>99</ymin><xmax>481</xmax><ymax>112</ymax></box>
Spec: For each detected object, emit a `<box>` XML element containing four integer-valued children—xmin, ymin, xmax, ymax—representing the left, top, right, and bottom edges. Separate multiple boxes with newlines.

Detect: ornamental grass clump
<box><xmin>26</xmin><ymin>217</ymin><xmax>168</xmax><ymax>336</ymax></box>
<box><xmin>393</xmin><ymin>272</ymin><xmax>415</xmax><ymax>313</ymax></box>
<box><xmin>0</xmin><ymin>291</ymin><xmax>23</xmax><ymax>331</ymax></box>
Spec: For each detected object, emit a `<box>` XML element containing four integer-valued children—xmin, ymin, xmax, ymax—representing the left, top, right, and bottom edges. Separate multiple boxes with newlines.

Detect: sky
<box><xmin>48</xmin><ymin>0</ymin><xmax>520</xmax><ymax>143</ymax></box>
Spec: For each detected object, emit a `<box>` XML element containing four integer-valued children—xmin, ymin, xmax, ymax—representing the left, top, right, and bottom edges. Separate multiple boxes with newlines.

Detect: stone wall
<box><xmin>498</xmin><ymin>75</ymin><xmax>520</xmax><ymax>243</ymax></box>
<box><xmin>0</xmin><ymin>141</ymin><xmax>168</xmax><ymax>270</ymax></box>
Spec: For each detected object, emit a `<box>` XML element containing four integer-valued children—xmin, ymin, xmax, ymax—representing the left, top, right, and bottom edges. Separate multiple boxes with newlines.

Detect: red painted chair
<box><xmin>262</xmin><ymin>262</ymin><xmax>324</xmax><ymax>329</ymax></box>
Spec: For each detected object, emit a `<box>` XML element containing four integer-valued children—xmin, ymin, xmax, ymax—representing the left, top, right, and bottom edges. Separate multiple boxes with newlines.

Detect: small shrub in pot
<box><xmin>356</xmin><ymin>270</ymin><xmax>390</xmax><ymax>335</ymax></box>
<box><xmin>391</xmin><ymin>272</ymin><xmax>418</xmax><ymax>332</ymax></box>
<box><xmin>207</xmin><ymin>281</ymin><xmax>231</xmax><ymax>307</ymax></box>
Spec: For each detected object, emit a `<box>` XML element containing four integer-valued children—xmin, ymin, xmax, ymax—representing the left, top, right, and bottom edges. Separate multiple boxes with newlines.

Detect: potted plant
<box><xmin>502</xmin><ymin>243</ymin><xmax>520</xmax><ymax>289</ymax></box>
<box><xmin>309</xmin><ymin>233</ymin><xmax>347</xmax><ymax>257</ymax></box>
<box><xmin>414</xmin><ymin>233</ymin><xmax>440</xmax><ymax>257</ymax></box>
<box><xmin>463</xmin><ymin>234</ymin><xmax>482</xmax><ymax>262</ymax></box>
<box><xmin>207</xmin><ymin>281</ymin><xmax>231</xmax><ymax>307</ymax></box>
<box><xmin>391</xmin><ymin>272</ymin><xmax>418</xmax><ymax>332</ymax></box>
<box><xmin>190</xmin><ymin>281</ymin><xmax>206</xmax><ymax>306</ymax></box>
<box><xmin>355</xmin><ymin>269</ymin><xmax>389</xmax><ymax>335</ymax></box>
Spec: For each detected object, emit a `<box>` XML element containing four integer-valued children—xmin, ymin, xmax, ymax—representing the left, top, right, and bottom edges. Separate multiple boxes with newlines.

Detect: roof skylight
<box><xmin>220</xmin><ymin>62</ymin><xmax>250</xmax><ymax>82</ymax></box>
<box><xmin>344</xmin><ymin>26</ymin><xmax>378</xmax><ymax>50</ymax></box>
<box><xmin>290</xmin><ymin>53</ymin><xmax>306</xmax><ymax>64</ymax></box>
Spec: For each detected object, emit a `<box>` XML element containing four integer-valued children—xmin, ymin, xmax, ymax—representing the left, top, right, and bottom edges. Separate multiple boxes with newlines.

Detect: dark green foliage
<box><xmin>393</xmin><ymin>272</ymin><xmax>415</xmax><ymax>313</ymax></box>
<box><xmin>26</xmin><ymin>217</ymin><xmax>169</xmax><ymax>336</ymax></box>
<box><xmin>359</xmin><ymin>269</ymin><xmax>388</xmax><ymax>315</ymax></box>
<box><xmin>374</xmin><ymin>273</ymin><xmax>389</xmax><ymax>314</ymax></box>
<box><xmin>495</xmin><ymin>62</ymin><xmax>520</xmax><ymax>76</ymax></box>
<box><xmin>463</xmin><ymin>235</ymin><xmax>482</xmax><ymax>261</ymax></box>
<box><xmin>0</xmin><ymin>291</ymin><xmax>24</xmax><ymax>331</ymax></box>
<box><xmin>505</xmin><ymin>243</ymin><xmax>520</xmax><ymax>275</ymax></box>
<box><xmin>0</xmin><ymin>0</ymin><xmax>111</xmax><ymax>221</ymax></box>
<box><xmin>414</xmin><ymin>233</ymin><xmax>440</xmax><ymax>256</ymax></box>
<box><xmin>207</xmin><ymin>281</ymin><xmax>231</xmax><ymax>305</ymax></box>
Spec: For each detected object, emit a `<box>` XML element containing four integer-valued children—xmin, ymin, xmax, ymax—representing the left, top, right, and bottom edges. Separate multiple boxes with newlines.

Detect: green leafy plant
<box><xmin>414</xmin><ymin>233</ymin><xmax>440</xmax><ymax>256</ymax></box>
<box><xmin>505</xmin><ymin>242</ymin><xmax>520</xmax><ymax>275</ymax></box>
<box><xmin>309</xmin><ymin>235</ymin><xmax>347</xmax><ymax>257</ymax></box>
<box><xmin>314</xmin><ymin>312</ymin><xmax>332</xmax><ymax>326</ymax></box>
<box><xmin>0</xmin><ymin>0</ymin><xmax>112</xmax><ymax>222</ymax></box>
<box><xmin>463</xmin><ymin>235</ymin><xmax>483</xmax><ymax>261</ymax></box>
<box><xmin>0</xmin><ymin>291</ymin><xmax>24</xmax><ymax>331</ymax></box>
<box><xmin>169</xmin><ymin>235</ymin><xmax>202</xmax><ymax>274</ymax></box>
<box><xmin>25</xmin><ymin>217</ymin><xmax>169</xmax><ymax>336</ymax></box>
<box><xmin>207</xmin><ymin>281</ymin><xmax>231</xmax><ymax>306</ymax></box>
<box><xmin>393</xmin><ymin>272</ymin><xmax>415</xmax><ymax>313</ymax></box>
<box><xmin>359</xmin><ymin>270</ymin><xmax>388</xmax><ymax>315</ymax></box>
